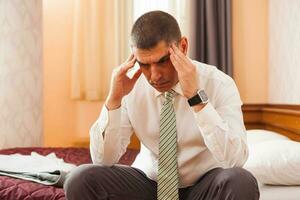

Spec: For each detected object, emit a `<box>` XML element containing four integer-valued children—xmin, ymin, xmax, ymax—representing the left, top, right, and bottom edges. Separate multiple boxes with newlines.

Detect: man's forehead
<box><xmin>132</xmin><ymin>44</ymin><xmax>169</xmax><ymax>63</ymax></box>
<box><xmin>134</xmin><ymin>50</ymin><xmax>169</xmax><ymax>64</ymax></box>
<box><xmin>131</xmin><ymin>40</ymin><xmax>169</xmax><ymax>50</ymax></box>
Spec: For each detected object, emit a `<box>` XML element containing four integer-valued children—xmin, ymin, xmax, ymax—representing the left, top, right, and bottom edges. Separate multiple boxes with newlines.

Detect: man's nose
<box><xmin>150</xmin><ymin>64</ymin><xmax>162</xmax><ymax>83</ymax></box>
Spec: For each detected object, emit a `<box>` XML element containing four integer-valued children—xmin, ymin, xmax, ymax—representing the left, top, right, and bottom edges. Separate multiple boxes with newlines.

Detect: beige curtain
<box><xmin>71</xmin><ymin>0</ymin><xmax>133</xmax><ymax>101</ymax></box>
<box><xmin>167</xmin><ymin>0</ymin><xmax>196</xmax><ymax>59</ymax></box>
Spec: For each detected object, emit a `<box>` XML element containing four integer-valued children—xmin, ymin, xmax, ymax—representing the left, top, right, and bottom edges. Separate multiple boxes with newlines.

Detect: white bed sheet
<box><xmin>260</xmin><ymin>184</ymin><xmax>300</xmax><ymax>200</ymax></box>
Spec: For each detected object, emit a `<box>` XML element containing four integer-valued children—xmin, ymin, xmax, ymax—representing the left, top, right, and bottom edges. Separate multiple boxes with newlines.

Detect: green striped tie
<box><xmin>158</xmin><ymin>90</ymin><xmax>179</xmax><ymax>200</ymax></box>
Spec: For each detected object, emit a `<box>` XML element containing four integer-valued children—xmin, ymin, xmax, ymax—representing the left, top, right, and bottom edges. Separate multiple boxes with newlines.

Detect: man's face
<box><xmin>132</xmin><ymin>41</ymin><xmax>179</xmax><ymax>93</ymax></box>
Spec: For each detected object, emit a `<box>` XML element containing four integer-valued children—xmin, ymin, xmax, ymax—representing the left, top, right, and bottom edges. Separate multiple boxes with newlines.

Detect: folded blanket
<box><xmin>0</xmin><ymin>152</ymin><xmax>76</xmax><ymax>187</ymax></box>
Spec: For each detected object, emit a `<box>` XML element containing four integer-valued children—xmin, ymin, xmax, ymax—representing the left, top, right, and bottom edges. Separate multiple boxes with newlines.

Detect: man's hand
<box><xmin>106</xmin><ymin>54</ymin><xmax>142</xmax><ymax>110</ymax></box>
<box><xmin>169</xmin><ymin>44</ymin><xmax>207</xmax><ymax>112</ymax></box>
<box><xmin>169</xmin><ymin>44</ymin><xmax>198</xmax><ymax>99</ymax></box>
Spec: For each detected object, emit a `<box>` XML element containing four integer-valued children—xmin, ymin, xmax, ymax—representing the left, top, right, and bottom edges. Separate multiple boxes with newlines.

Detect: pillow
<box><xmin>246</xmin><ymin>129</ymin><xmax>290</xmax><ymax>145</ymax></box>
<box><xmin>244</xmin><ymin>140</ymin><xmax>300</xmax><ymax>185</ymax></box>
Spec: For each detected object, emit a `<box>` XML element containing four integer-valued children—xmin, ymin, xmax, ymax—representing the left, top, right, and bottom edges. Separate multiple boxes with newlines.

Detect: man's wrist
<box><xmin>105</xmin><ymin>96</ymin><xmax>122</xmax><ymax>110</ymax></box>
<box><xmin>192</xmin><ymin>103</ymin><xmax>207</xmax><ymax>112</ymax></box>
<box><xmin>187</xmin><ymin>89</ymin><xmax>209</xmax><ymax>107</ymax></box>
<box><xmin>185</xmin><ymin>88</ymin><xmax>198</xmax><ymax>99</ymax></box>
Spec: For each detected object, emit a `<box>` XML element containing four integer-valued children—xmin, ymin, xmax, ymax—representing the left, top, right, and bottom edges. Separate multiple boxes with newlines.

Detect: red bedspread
<box><xmin>0</xmin><ymin>147</ymin><xmax>139</xmax><ymax>200</ymax></box>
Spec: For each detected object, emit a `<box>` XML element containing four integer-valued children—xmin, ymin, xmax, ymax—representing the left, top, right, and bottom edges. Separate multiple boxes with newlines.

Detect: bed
<box><xmin>259</xmin><ymin>184</ymin><xmax>300</xmax><ymax>200</ymax></box>
<box><xmin>0</xmin><ymin>147</ymin><xmax>138</xmax><ymax>200</ymax></box>
<box><xmin>243</xmin><ymin>104</ymin><xmax>300</xmax><ymax>200</ymax></box>
<box><xmin>0</xmin><ymin>104</ymin><xmax>299</xmax><ymax>200</ymax></box>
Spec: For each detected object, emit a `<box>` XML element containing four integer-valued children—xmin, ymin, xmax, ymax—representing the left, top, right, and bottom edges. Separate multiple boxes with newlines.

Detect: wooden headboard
<box><xmin>242</xmin><ymin>104</ymin><xmax>300</xmax><ymax>141</ymax></box>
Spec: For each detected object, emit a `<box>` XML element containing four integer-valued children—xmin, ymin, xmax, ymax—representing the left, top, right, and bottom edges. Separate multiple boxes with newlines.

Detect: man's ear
<box><xmin>179</xmin><ymin>37</ymin><xmax>188</xmax><ymax>55</ymax></box>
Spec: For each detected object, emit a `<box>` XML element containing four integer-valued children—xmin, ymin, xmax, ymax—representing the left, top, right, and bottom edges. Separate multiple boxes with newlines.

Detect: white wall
<box><xmin>269</xmin><ymin>0</ymin><xmax>300</xmax><ymax>104</ymax></box>
<box><xmin>0</xmin><ymin>0</ymin><xmax>43</xmax><ymax>149</ymax></box>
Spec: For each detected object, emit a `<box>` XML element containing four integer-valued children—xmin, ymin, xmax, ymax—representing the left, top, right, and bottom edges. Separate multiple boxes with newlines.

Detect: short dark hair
<box><xmin>130</xmin><ymin>10</ymin><xmax>182</xmax><ymax>49</ymax></box>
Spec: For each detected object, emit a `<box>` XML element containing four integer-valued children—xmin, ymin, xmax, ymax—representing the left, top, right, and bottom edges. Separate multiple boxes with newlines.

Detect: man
<box><xmin>64</xmin><ymin>11</ymin><xmax>259</xmax><ymax>200</ymax></box>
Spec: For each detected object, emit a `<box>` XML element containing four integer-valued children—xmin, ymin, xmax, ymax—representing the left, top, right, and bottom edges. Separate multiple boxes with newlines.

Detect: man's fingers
<box><xmin>172</xmin><ymin>44</ymin><xmax>190</xmax><ymax>63</ymax></box>
<box><xmin>172</xmin><ymin>44</ymin><xmax>185</xmax><ymax>58</ymax></box>
<box><xmin>126</xmin><ymin>54</ymin><xmax>134</xmax><ymax>62</ymax></box>
<box><xmin>120</xmin><ymin>57</ymin><xmax>137</xmax><ymax>74</ymax></box>
<box><xmin>171</xmin><ymin>44</ymin><xmax>192</xmax><ymax>68</ymax></box>
<box><xmin>131</xmin><ymin>68</ymin><xmax>142</xmax><ymax>82</ymax></box>
<box><xmin>169</xmin><ymin>49</ymin><xmax>181</xmax><ymax>71</ymax></box>
<box><xmin>169</xmin><ymin>47</ymin><xmax>185</xmax><ymax>70</ymax></box>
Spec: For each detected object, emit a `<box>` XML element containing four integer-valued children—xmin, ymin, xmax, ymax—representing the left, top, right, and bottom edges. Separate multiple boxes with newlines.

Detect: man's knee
<box><xmin>64</xmin><ymin>164</ymin><xmax>92</xmax><ymax>195</ymax></box>
<box><xmin>64</xmin><ymin>164</ymin><xmax>108</xmax><ymax>199</ymax></box>
<box><xmin>214</xmin><ymin>167</ymin><xmax>259</xmax><ymax>200</ymax></box>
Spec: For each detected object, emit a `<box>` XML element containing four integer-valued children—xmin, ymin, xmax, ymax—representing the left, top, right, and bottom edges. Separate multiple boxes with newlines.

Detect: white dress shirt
<box><xmin>90</xmin><ymin>60</ymin><xmax>248</xmax><ymax>188</ymax></box>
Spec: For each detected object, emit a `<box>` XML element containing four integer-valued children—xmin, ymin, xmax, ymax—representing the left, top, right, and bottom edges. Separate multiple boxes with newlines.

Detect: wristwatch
<box><xmin>187</xmin><ymin>89</ymin><xmax>209</xmax><ymax>106</ymax></box>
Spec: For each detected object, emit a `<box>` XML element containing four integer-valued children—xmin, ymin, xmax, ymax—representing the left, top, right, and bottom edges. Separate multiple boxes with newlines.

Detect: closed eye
<box><xmin>138</xmin><ymin>63</ymin><xmax>150</xmax><ymax>68</ymax></box>
<box><xmin>137</xmin><ymin>53</ymin><xmax>170</xmax><ymax>67</ymax></box>
<box><xmin>158</xmin><ymin>57</ymin><xmax>170</xmax><ymax>64</ymax></box>
<box><xmin>157</xmin><ymin>54</ymin><xmax>170</xmax><ymax>64</ymax></box>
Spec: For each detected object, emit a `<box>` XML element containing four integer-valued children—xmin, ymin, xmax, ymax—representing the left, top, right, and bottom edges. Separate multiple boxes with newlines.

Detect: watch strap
<box><xmin>187</xmin><ymin>90</ymin><xmax>208</xmax><ymax>106</ymax></box>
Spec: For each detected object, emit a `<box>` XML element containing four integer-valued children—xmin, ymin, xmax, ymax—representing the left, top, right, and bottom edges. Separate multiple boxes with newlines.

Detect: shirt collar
<box><xmin>154</xmin><ymin>81</ymin><xmax>184</xmax><ymax>98</ymax></box>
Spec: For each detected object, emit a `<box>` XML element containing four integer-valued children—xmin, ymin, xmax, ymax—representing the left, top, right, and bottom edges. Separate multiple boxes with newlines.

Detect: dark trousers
<box><xmin>64</xmin><ymin>164</ymin><xmax>259</xmax><ymax>200</ymax></box>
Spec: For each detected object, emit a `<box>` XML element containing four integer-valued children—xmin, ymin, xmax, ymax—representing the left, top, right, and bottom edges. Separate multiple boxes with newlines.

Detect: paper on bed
<box><xmin>0</xmin><ymin>152</ymin><xmax>76</xmax><ymax>187</ymax></box>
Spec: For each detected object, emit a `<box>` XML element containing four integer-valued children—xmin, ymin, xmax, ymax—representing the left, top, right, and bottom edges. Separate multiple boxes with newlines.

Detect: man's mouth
<box><xmin>152</xmin><ymin>81</ymin><xmax>169</xmax><ymax>88</ymax></box>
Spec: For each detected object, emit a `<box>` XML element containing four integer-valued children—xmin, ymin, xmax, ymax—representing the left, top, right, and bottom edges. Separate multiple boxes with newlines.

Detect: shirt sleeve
<box><xmin>194</xmin><ymin>79</ymin><xmax>249</xmax><ymax>168</ymax></box>
<box><xmin>89</xmin><ymin>98</ymin><xmax>133</xmax><ymax>166</ymax></box>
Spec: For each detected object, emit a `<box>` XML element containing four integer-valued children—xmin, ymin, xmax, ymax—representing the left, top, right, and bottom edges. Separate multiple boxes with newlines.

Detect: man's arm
<box><xmin>169</xmin><ymin>44</ymin><xmax>248</xmax><ymax>167</ymax></box>
<box><xmin>89</xmin><ymin>99</ymin><xmax>133</xmax><ymax>166</ymax></box>
<box><xmin>194</xmin><ymin>79</ymin><xmax>248</xmax><ymax>167</ymax></box>
<box><xmin>90</xmin><ymin>54</ymin><xmax>142</xmax><ymax>166</ymax></box>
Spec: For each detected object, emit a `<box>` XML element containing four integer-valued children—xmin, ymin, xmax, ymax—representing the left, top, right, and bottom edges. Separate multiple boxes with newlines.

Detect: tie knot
<box><xmin>165</xmin><ymin>90</ymin><xmax>176</xmax><ymax>101</ymax></box>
